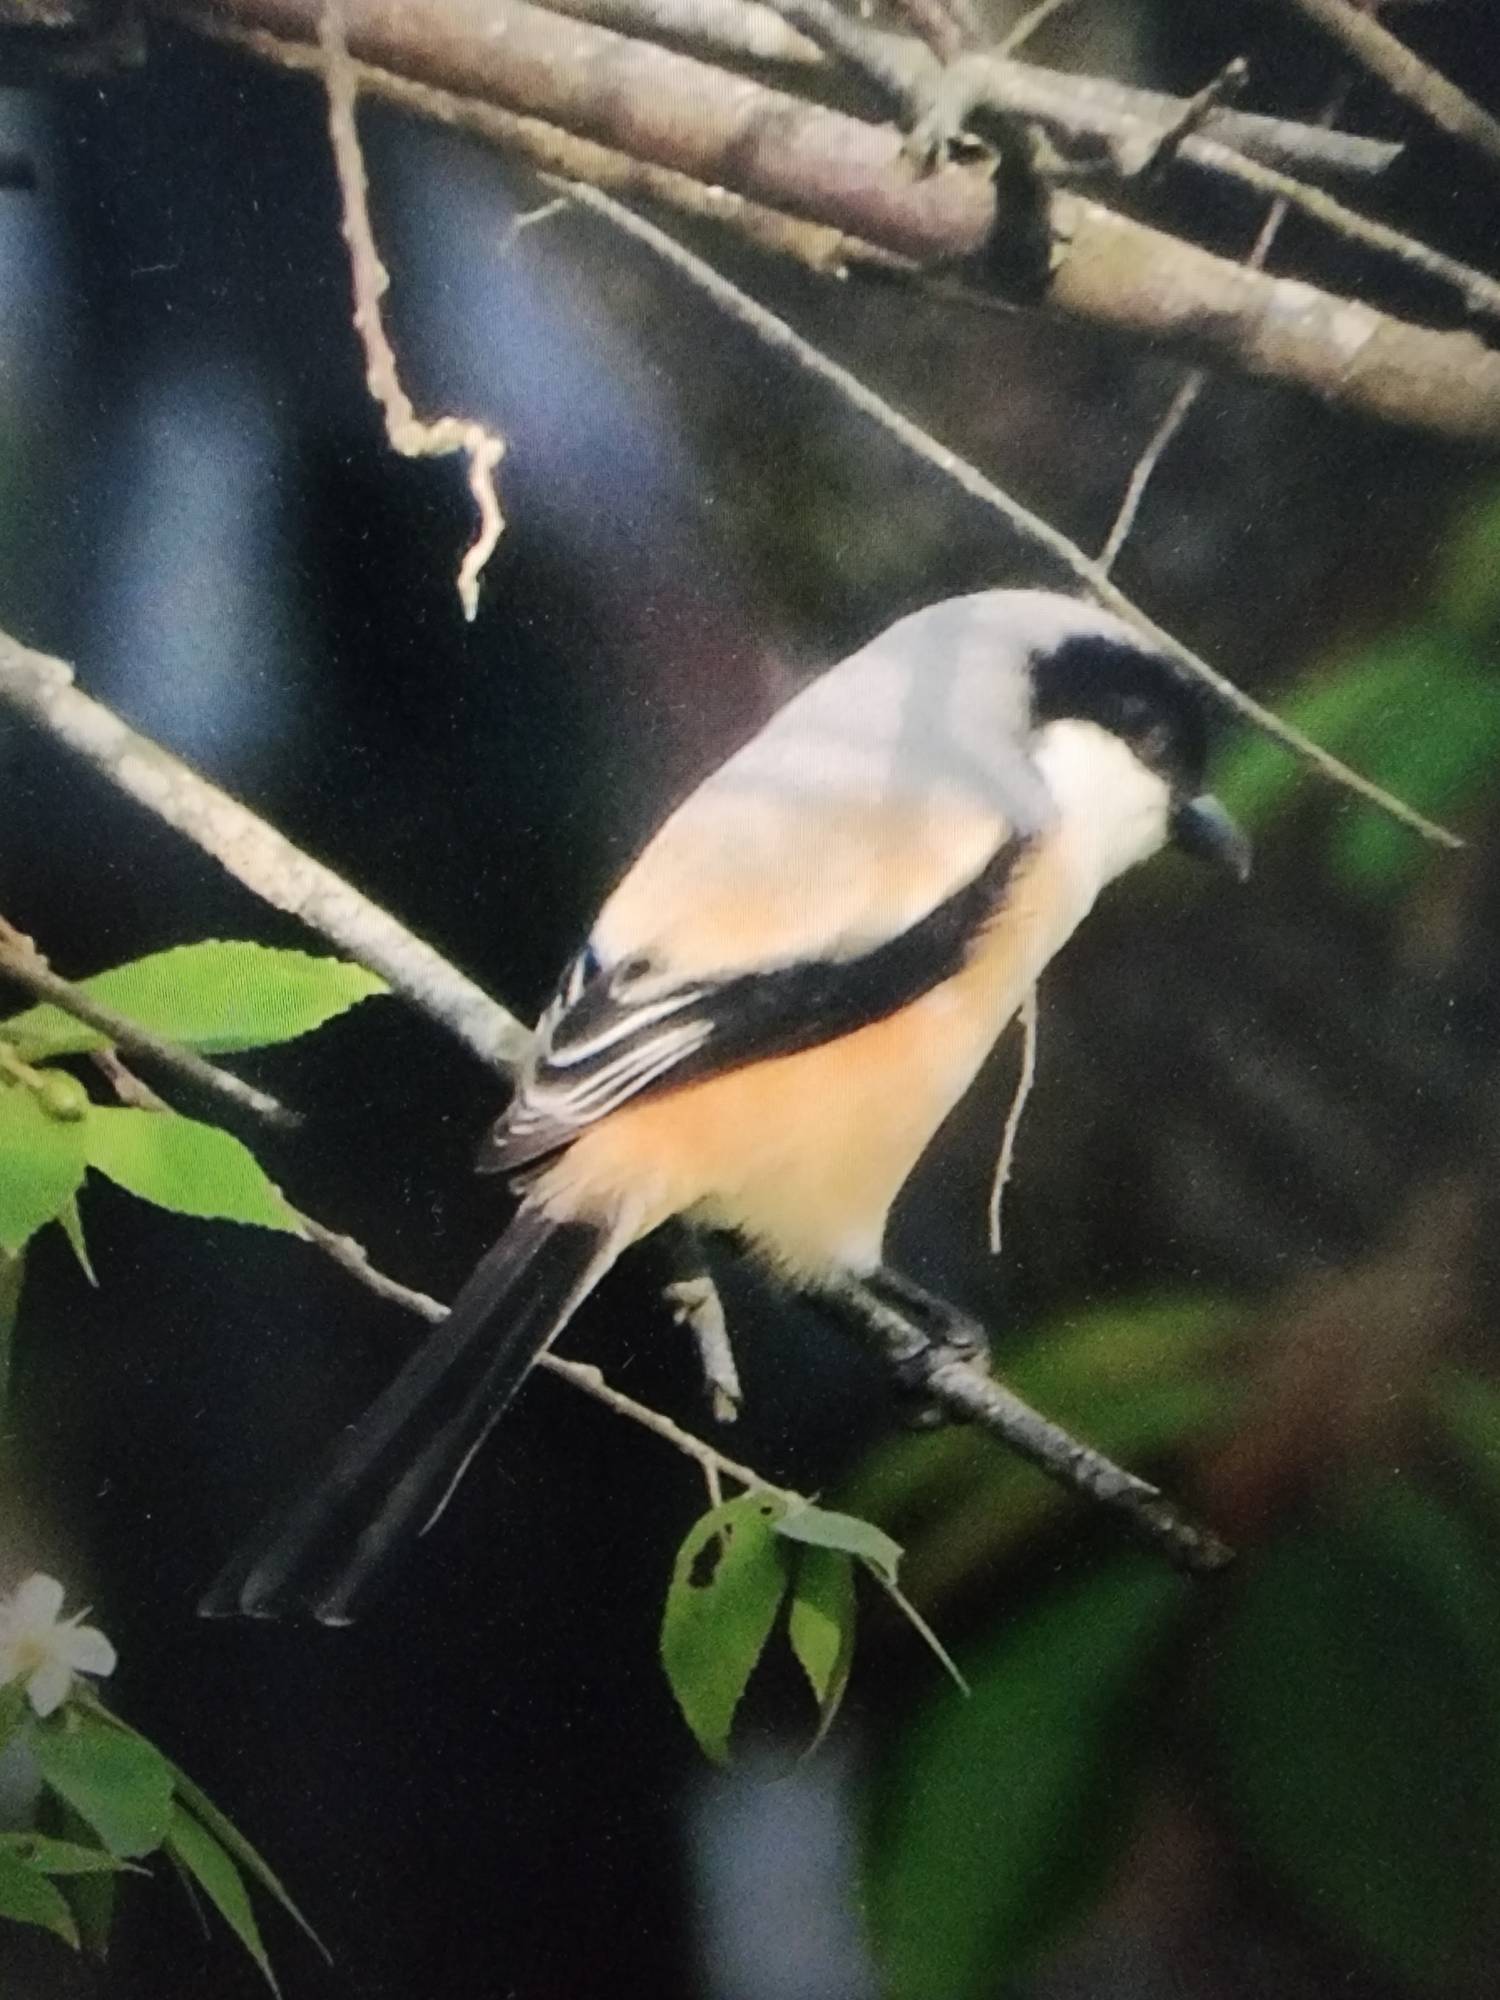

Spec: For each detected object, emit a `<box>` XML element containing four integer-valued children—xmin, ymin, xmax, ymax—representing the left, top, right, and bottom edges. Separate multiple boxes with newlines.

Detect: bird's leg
<box><xmin>812</xmin><ymin>1266</ymin><xmax>991</xmax><ymax>1428</ymax></box>
<box><xmin>661</xmin><ymin>1227</ymin><xmax>742</xmax><ymax>1424</ymax></box>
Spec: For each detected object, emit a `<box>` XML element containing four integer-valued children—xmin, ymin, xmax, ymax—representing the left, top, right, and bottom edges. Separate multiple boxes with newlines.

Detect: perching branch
<box><xmin>0</xmin><ymin>924</ymin><xmax>300</xmax><ymax>1130</ymax></box>
<box><xmin>564</xmin><ymin>180</ymin><xmax>1462</xmax><ymax>848</ymax></box>
<box><xmin>0</xmin><ymin>626</ymin><xmax>532</xmax><ymax>1074</ymax></box>
<box><xmin>161</xmin><ymin>0</ymin><xmax>1500</xmax><ymax>445</ymax></box>
<box><xmin>1285</xmin><ymin>0</ymin><xmax>1500</xmax><ymax>176</ymax></box>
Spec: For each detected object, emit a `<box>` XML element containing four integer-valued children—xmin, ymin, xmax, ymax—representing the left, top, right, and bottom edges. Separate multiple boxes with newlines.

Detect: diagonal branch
<box><xmin>0</xmin><ymin>626</ymin><xmax>532</xmax><ymax>1074</ymax></box>
<box><xmin>0</xmin><ymin>926</ymin><xmax>299</xmax><ymax>1130</ymax></box>
<box><xmin>159</xmin><ymin>0</ymin><xmax>1500</xmax><ymax>445</ymax></box>
<box><xmin>1286</xmin><ymin>0</ymin><xmax>1500</xmax><ymax>175</ymax></box>
<box><xmin>563</xmin><ymin>179</ymin><xmax>1461</xmax><ymax>848</ymax></box>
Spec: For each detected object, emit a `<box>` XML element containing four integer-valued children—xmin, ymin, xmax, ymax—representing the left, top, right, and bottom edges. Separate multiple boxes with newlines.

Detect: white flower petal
<box><xmin>26</xmin><ymin>1657</ymin><xmax>73</xmax><ymax>1718</ymax></box>
<box><xmin>62</xmin><ymin>1625</ymin><xmax>117</xmax><ymax>1679</ymax></box>
<box><xmin>11</xmin><ymin>1574</ymin><xmax>66</xmax><ymax>1629</ymax></box>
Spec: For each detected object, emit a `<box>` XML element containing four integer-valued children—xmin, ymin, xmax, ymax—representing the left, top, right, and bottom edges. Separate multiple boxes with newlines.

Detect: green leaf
<box><xmin>0</xmin><ymin>1680</ymin><xmax>27</xmax><ymax>1757</ymax></box>
<box><xmin>661</xmin><ymin>1494</ymin><xmax>792</xmax><ymax>1763</ymax></box>
<box><xmin>788</xmin><ymin>1547</ymin><xmax>856</xmax><ymax>1748</ymax></box>
<box><xmin>164</xmin><ymin>1760</ymin><xmax>326</xmax><ymax>1960</ymax></box>
<box><xmin>0</xmin><ymin>1834</ymin><xmax>139</xmax><ymax>1876</ymax></box>
<box><xmin>775</xmin><ymin>1502</ymin><xmax>903</xmax><ymax>1584</ymax></box>
<box><xmin>32</xmin><ymin>1709</ymin><xmax>175</xmax><ymax>1859</ymax></box>
<box><xmin>1215</xmin><ymin>1483</ymin><xmax>1500</xmax><ymax>1989</ymax></box>
<box><xmin>33</xmin><ymin>1801</ymin><xmax>122</xmax><ymax>1960</ymax></box>
<box><xmin>56</xmin><ymin>1196</ymin><xmax>97</xmax><ymax>1286</ymax></box>
<box><xmin>84</xmin><ymin>1109</ymin><xmax>301</xmax><ymax>1234</ymax></box>
<box><xmin>166</xmin><ymin>1805</ymin><xmax>278</xmax><ymax>1994</ymax></box>
<box><xmin>1</xmin><ymin>943</ymin><xmax>388</xmax><ymax>1059</ymax></box>
<box><xmin>1431</xmin><ymin>1368</ymin><xmax>1500</xmax><ymax>1514</ymax></box>
<box><xmin>0</xmin><ymin>1848</ymin><xmax>79</xmax><ymax>1947</ymax></box>
<box><xmin>869</xmin><ymin>1559</ymin><xmax>1187</xmax><ymax>2000</ymax></box>
<box><xmin>0</xmin><ymin>1078</ymin><xmax>88</xmax><ymax>1253</ymax></box>
<box><xmin>1433</xmin><ymin>487</ymin><xmax>1500</xmax><ymax>634</ymax></box>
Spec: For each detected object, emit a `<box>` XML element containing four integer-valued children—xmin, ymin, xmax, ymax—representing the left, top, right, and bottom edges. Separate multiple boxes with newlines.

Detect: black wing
<box><xmin>481</xmin><ymin>834</ymin><xmax>1027</xmax><ymax>1174</ymax></box>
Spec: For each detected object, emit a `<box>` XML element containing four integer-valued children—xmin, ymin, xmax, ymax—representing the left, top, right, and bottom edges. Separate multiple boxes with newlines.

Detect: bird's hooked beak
<box><xmin>1172</xmin><ymin>793</ymin><xmax>1252</xmax><ymax>882</ymax></box>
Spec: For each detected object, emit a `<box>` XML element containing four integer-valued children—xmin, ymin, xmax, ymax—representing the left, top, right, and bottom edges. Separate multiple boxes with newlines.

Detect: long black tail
<box><xmin>200</xmin><ymin>1205</ymin><xmax>624</xmax><ymax>1625</ymax></box>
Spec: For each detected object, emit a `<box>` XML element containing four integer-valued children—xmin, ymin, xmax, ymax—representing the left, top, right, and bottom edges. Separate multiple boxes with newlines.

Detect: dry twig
<box><xmin>318</xmin><ymin>0</ymin><xmax>507</xmax><ymax>620</ymax></box>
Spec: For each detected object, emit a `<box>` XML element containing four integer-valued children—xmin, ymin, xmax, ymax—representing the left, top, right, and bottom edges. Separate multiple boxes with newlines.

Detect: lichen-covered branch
<box><xmin>162</xmin><ymin>0</ymin><xmax>1500</xmax><ymax>446</ymax></box>
<box><xmin>0</xmin><ymin>626</ymin><xmax>532</xmax><ymax>1073</ymax></box>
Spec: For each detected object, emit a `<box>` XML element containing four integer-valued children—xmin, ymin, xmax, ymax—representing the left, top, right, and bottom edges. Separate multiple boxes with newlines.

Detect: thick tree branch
<box><xmin>0</xmin><ymin>627</ymin><xmax>532</xmax><ymax>1073</ymax></box>
<box><xmin>1286</xmin><ymin>0</ymin><xmax>1500</xmax><ymax>175</ymax></box>
<box><xmin>161</xmin><ymin>0</ymin><xmax>1500</xmax><ymax>445</ymax></box>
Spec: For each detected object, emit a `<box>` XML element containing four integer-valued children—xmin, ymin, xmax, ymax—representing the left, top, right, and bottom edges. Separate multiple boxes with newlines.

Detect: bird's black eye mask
<box><xmin>1029</xmin><ymin>633</ymin><xmax>1211</xmax><ymax>795</ymax></box>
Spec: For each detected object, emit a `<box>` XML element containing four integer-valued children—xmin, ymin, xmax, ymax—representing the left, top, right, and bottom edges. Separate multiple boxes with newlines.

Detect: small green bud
<box><xmin>35</xmin><ymin>1071</ymin><xmax>89</xmax><ymax>1123</ymax></box>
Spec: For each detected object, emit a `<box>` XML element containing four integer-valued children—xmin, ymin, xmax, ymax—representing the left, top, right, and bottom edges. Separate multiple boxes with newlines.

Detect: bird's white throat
<box><xmin>1030</xmin><ymin>717</ymin><xmax>1173</xmax><ymax>896</ymax></box>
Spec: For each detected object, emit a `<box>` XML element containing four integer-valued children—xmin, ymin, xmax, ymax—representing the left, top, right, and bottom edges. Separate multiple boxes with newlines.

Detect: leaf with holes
<box><xmin>0</xmin><ymin>1080</ymin><xmax>88</xmax><ymax>1254</ymax></box>
<box><xmin>661</xmin><ymin>1495</ymin><xmax>792</xmax><ymax>1763</ymax></box>
<box><xmin>84</xmin><ymin>1109</ymin><xmax>301</xmax><ymax>1234</ymax></box>
<box><xmin>1</xmin><ymin>942</ymin><xmax>388</xmax><ymax>1059</ymax></box>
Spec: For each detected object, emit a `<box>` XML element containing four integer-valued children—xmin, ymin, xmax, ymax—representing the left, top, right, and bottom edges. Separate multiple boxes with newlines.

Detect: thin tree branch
<box><xmin>763</xmin><ymin>0</ymin><xmax>1500</xmax><ymax>323</ymax></box>
<box><xmin>563</xmin><ymin>180</ymin><xmax>1461</xmax><ymax>847</ymax></box>
<box><xmin>202</xmin><ymin>19</ymin><xmax>905</xmax><ymax>280</ymax></box>
<box><xmin>1286</xmin><ymin>0</ymin><xmax>1500</xmax><ymax>174</ymax></box>
<box><xmin>319</xmin><ymin>0</ymin><xmax>506</xmax><ymax>621</ymax></box>
<box><xmin>0</xmin><ymin>626</ymin><xmax>532</xmax><ymax>1073</ymax></box>
<box><xmin>159</xmin><ymin>0</ymin><xmax>1500</xmax><ymax>443</ymax></box>
<box><xmin>995</xmin><ymin>0</ymin><xmax>1081</xmax><ymax>59</ymax></box>
<box><xmin>295</xmin><ymin>1213</ymin><xmax>795</xmax><ymax>1496</ymax></box>
<box><xmin>517</xmin><ymin>0</ymin><xmax>1405</xmax><ymax>184</ymax></box>
<box><xmin>0</xmin><ymin>931</ymin><xmax>300</xmax><ymax>1130</ymax></box>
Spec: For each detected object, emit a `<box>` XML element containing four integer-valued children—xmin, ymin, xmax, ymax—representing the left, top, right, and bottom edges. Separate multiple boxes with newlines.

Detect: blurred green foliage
<box><xmin>1217</xmin><ymin>485</ymin><xmax>1500</xmax><ymax>894</ymax></box>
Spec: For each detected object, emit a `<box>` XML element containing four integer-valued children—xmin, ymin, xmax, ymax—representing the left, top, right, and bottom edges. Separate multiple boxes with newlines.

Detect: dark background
<box><xmin>2</xmin><ymin>2</ymin><xmax>1500</xmax><ymax>1994</ymax></box>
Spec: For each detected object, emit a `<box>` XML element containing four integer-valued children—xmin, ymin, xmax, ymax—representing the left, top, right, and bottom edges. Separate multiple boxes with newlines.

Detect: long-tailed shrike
<box><xmin>203</xmin><ymin>589</ymin><xmax>1249</xmax><ymax>1623</ymax></box>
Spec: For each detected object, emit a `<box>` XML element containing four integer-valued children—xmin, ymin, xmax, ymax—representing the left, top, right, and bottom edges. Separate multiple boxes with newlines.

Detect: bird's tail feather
<box><xmin>199</xmin><ymin>1203</ymin><xmax>626</xmax><ymax>1625</ymax></box>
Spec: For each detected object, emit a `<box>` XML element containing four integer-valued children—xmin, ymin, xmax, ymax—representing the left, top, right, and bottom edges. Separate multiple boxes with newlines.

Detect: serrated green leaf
<box><xmin>1</xmin><ymin>943</ymin><xmax>388</xmax><ymax>1059</ymax></box>
<box><xmin>167</xmin><ymin>1806</ymin><xmax>278</xmax><ymax>1994</ymax></box>
<box><xmin>661</xmin><ymin>1495</ymin><xmax>791</xmax><ymax>1764</ymax></box>
<box><xmin>1216</xmin><ymin>1484</ymin><xmax>1500</xmax><ymax>1990</ymax></box>
<box><xmin>83</xmin><ymin>1109</ymin><xmax>301</xmax><ymax>1234</ymax></box>
<box><xmin>56</xmin><ymin>1196</ymin><xmax>97</xmax><ymax>1285</ymax></box>
<box><xmin>164</xmin><ymin>1760</ymin><xmax>326</xmax><ymax>1960</ymax></box>
<box><xmin>0</xmin><ymin>1848</ymin><xmax>79</xmax><ymax>1946</ymax></box>
<box><xmin>0</xmin><ymin>1079</ymin><xmax>88</xmax><ymax>1254</ymax></box>
<box><xmin>788</xmin><ymin>1546</ymin><xmax>856</xmax><ymax>1749</ymax></box>
<box><xmin>0</xmin><ymin>1834</ymin><xmax>140</xmax><ymax>1877</ymax></box>
<box><xmin>775</xmin><ymin>1503</ymin><xmax>903</xmax><ymax>1584</ymax></box>
<box><xmin>32</xmin><ymin>1710</ymin><xmax>175</xmax><ymax>1859</ymax></box>
<box><xmin>869</xmin><ymin>1560</ymin><xmax>1187</xmax><ymax>2000</ymax></box>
